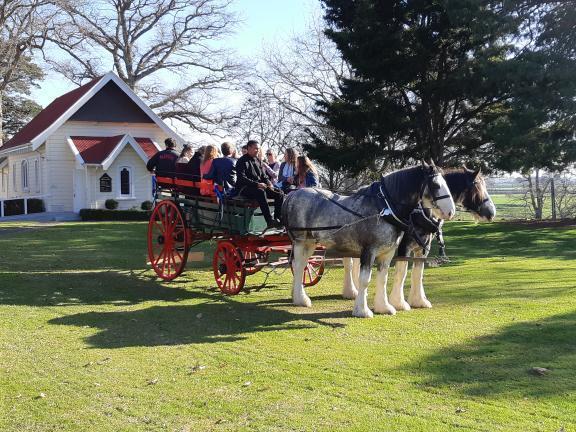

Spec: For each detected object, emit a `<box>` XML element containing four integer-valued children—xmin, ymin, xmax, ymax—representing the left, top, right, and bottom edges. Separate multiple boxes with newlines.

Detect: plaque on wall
<box><xmin>99</xmin><ymin>173</ymin><xmax>112</xmax><ymax>192</ymax></box>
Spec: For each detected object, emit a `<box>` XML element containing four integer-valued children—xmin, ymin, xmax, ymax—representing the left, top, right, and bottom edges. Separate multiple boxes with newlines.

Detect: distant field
<box><xmin>453</xmin><ymin>193</ymin><xmax>552</xmax><ymax>221</ymax></box>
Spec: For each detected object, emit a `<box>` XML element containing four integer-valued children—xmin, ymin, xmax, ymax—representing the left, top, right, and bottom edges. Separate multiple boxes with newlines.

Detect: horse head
<box><xmin>419</xmin><ymin>160</ymin><xmax>456</xmax><ymax>220</ymax></box>
<box><xmin>459</xmin><ymin>166</ymin><xmax>496</xmax><ymax>221</ymax></box>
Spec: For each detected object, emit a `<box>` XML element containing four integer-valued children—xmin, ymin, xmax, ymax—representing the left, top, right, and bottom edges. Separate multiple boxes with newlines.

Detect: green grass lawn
<box><xmin>0</xmin><ymin>221</ymin><xmax>575</xmax><ymax>431</ymax></box>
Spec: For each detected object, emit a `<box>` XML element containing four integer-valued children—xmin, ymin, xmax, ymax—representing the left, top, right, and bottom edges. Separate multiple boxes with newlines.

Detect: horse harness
<box><xmin>286</xmin><ymin>171</ymin><xmax>450</xmax><ymax>253</ymax></box>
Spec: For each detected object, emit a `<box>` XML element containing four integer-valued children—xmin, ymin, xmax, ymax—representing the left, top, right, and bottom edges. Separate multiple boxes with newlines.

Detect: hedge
<box><xmin>105</xmin><ymin>199</ymin><xmax>119</xmax><ymax>210</ymax></box>
<box><xmin>79</xmin><ymin>209</ymin><xmax>151</xmax><ymax>221</ymax></box>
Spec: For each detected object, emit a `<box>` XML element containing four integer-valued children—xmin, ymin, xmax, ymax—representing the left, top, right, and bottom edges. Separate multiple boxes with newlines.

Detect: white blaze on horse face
<box><xmin>425</xmin><ymin>174</ymin><xmax>455</xmax><ymax>220</ymax></box>
<box><xmin>484</xmin><ymin>191</ymin><xmax>496</xmax><ymax>219</ymax></box>
<box><xmin>480</xmin><ymin>189</ymin><xmax>496</xmax><ymax>222</ymax></box>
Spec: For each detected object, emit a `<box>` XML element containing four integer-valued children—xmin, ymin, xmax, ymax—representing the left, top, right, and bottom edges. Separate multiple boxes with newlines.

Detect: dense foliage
<box><xmin>316</xmin><ymin>0</ymin><xmax>576</xmax><ymax>173</ymax></box>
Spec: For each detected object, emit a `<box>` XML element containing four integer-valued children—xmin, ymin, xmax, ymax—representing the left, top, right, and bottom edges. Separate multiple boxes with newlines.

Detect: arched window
<box><xmin>34</xmin><ymin>159</ymin><xmax>40</xmax><ymax>193</ymax></box>
<box><xmin>120</xmin><ymin>167</ymin><xmax>132</xmax><ymax>196</ymax></box>
<box><xmin>21</xmin><ymin>160</ymin><xmax>29</xmax><ymax>191</ymax></box>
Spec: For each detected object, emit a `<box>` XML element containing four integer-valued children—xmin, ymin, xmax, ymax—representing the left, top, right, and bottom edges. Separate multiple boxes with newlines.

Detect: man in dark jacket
<box><xmin>203</xmin><ymin>142</ymin><xmax>237</xmax><ymax>192</ymax></box>
<box><xmin>146</xmin><ymin>138</ymin><xmax>179</xmax><ymax>177</ymax></box>
<box><xmin>236</xmin><ymin>140</ymin><xmax>283</xmax><ymax>229</ymax></box>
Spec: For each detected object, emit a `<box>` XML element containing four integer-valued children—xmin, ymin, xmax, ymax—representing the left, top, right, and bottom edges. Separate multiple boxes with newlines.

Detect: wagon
<box><xmin>147</xmin><ymin>176</ymin><xmax>325</xmax><ymax>294</ymax></box>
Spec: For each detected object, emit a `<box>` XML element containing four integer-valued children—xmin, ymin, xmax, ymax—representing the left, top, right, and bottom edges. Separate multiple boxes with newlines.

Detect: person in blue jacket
<box><xmin>296</xmin><ymin>155</ymin><xmax>321</xmax><ymax>188</ymax></box>
<box><xmin>203</xmin><ymin>142</ymin><xmax>237</xmax><ymax>192</ymax></box>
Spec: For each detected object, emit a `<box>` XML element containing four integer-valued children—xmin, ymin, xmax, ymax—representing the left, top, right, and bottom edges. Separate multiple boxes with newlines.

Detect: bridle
<box><xmin>421</xmin><ymin>171</ymin><xmax>452</xmax><ymax>211</ymax></box>
<box><xmin>461</xmin><ymin>178</ymin><xmax>491</xmax><ymax>214</ymax></box>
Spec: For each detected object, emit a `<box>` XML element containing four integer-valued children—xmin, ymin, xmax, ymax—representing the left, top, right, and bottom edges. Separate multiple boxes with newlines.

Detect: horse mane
<box><xmin>352</xmin><ymin>165</ymin><xmax>432</xmax><ymax>199</ymax></box>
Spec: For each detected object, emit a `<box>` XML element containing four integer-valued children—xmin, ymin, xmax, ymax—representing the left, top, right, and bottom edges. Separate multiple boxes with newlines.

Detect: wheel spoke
<box><xmin>174</xmin><ymin>248</ymin><xmax>184</xmax><ymax>263</ymax></box>
<box><xmin>154</xmin><ymin>219</ymin><xmax>165</xmax><ymax>234</ymax></box>
<box><xmin>154</xmin><ymin>247</ymin><xmax>166</xmax><ymax>266</ymax></box>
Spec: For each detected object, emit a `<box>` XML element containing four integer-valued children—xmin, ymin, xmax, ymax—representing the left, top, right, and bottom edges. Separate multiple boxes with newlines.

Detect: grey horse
<box><xmin>342</xmin><ymin>167</ymin><xmax>496</xmax><ymax>312</ymax></box>
<box><xmin>282</xmin><ymin>162</ymin><xmax>456</xmax><ymax>318</ymax></box>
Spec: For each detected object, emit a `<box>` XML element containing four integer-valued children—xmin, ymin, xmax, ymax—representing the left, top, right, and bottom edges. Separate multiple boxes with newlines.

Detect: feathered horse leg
<box><xmin>373</xmin><ymin>249</ymin><xmax>397</xmax><ymax>315</ymax></box>
<box><xmin>291</xmin><ymin>240</ymin><xmax>316</xmax><ymax>308</ymax></box>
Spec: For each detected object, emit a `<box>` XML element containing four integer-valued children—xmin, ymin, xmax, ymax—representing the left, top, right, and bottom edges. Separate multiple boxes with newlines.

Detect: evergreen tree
<box><xmin>1</xmin><ymin>57</ymin><xmax>43</xmax><ymax>140</ymax></box>
<box><xmin>316</xmin><ymin>0</ymin><xmax>576</xmax><ymax>171</ymax></box>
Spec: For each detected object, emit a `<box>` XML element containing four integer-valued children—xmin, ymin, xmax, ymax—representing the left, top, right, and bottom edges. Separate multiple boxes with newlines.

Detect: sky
<box><xmin>31</xmin><ymin>0</ymin><xmax>322</xmax><ymax>108</ymax></box>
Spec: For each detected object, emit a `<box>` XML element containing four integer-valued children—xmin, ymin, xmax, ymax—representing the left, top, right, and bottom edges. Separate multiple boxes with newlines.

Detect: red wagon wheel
<box><xmin>213</xmin><ymin>241</ymin><xmax>246</xmax><ymax>295</ymax></box>
<box><xmin>291</xmin><ymin>254</ymin><xmax>325</xmax><ymax>287</ymax></box>
<box><xmin>148</xmin><ymin>200</ymin><xmax>189</xmax><ymax>281</ymax></box>
<box><xmin>243</xmin><ymin>250</ymin><xmax>270</xmax><ymax>275</ymax></box>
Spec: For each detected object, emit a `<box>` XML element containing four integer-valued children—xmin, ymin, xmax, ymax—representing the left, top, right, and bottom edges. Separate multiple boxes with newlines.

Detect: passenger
<box><xmin>276</xmin><ymin>147</ymin><xmax>298</xmax><ymax>193</ymax></box>
<box><xmin>186</xmin><ymin>146</ymin><xmax>205</xmax><ymax>195</ymax></box>
<box><xmin>236</xmin><ymin>140</ymin><xmax>284</xmax><ymax>229</ymax></box>
<box><xmin>146</xmin><ymin>138</ymin><xmax>179</xmax><ymax>178</ymax></box>
<box><xmin>296</xmin><ymin>155</ymin><xmax>320</xmax><ymax>188</ymax></box>
<box><xmin>188</xmin><ymin>146</ymin><xmax>205</xmax><ymax>180</ymax></box>
<box><xmin>203</xmin><ymin>142</ymin><xmax>237</xmax><ymax>193</ymax></box>
<box><xmin>266</xmin><ymin>150</ymin><xmax>280</xmax><ymax>176</ymax></box>
<box><xmin>257</xmin><ymin>147</ymin><xmax>277</xmax><ymax>182</ymax></box>
<box><xmin>176</xmin><ymin>144</ymin><xmax>193</xmax><ymax>164</ymax></box>
<box><xmin>201</xmin><ymin>145</ymin><xmax>219</xmax><ymax>177</ymax></box>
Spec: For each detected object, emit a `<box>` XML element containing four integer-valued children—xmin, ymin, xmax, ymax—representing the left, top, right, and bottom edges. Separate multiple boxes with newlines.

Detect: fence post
<box><xmin>0</xmin><ymin>200</ymin><xmax>3</xmax><ymax>218</ymax></box>
<box><xmin>24</xmin><ymin>198</ymin><xmax>28</xmax><ymax>215</ymax></box>
<box><xmin>551</xmin><ymin>179</ymin><xmax>556</xmax><ymax>220</ymax></box>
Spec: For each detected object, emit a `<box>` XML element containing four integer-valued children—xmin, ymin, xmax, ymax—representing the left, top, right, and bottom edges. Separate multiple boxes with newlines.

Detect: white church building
<box><xmin>0</xmin><ymin>72</ymin><xmax>182</xmax><ymax>217</ymax></box>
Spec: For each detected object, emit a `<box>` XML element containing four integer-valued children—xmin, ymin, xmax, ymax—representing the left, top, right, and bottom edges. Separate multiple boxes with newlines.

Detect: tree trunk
<box><xmin>0</xmin><ymin>89</ymin><xmax>3</xmax><ymax>147</ymax></box>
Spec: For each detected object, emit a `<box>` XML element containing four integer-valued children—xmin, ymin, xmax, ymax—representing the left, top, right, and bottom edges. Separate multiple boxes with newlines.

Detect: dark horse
<box><xmin>342</xmin><ymin>167</ymin><xmax>496</xmax><ymax>312</ymax></box>
<box><xmin>282</xmin><ymin>162</ymin><xmax>456</xmax><ymax>318</ymax></box>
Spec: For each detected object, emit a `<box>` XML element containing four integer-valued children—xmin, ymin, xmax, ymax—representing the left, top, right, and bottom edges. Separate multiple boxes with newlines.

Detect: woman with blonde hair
<box><xmin>200</xmin><ymin>144</ymin><xmax>219</xmax><ymax>195</ymax></box>
<box><xmin>201</xmin><ymin>145</ymin><xmax>219</xmax><ymax>177</ymax></box>
<box><xmin>276</xmin><ymin>147</ymin><xmax>298</xmax><ymax>192</ymax></box>
<box><xmin>296</xmin><ymin>155</ymin><xmax>320</xmax><ymax>188</ymax></box>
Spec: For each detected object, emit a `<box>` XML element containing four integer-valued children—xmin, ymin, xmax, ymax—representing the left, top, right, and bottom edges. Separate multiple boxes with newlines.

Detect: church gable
<box><xmin>69</xmin><ymin>81</ymin><xmax>154</xmax><ymax>123</ymax></box>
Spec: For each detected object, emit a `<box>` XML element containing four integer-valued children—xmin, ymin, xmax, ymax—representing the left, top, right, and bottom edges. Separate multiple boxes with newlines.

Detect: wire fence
<box><xmin>481</xmin><ymin>176</ymin><xmax>576</xmax><ymax>221</ymax></box>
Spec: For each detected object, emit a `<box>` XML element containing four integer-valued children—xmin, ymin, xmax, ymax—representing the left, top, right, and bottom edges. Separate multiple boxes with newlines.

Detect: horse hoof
<box><xmin>409</xmin><ymin>298</ymin><xmax>432</xmax><ymax>309</ymax></box>
<box><xmin>374</xmin><ymin>303</ymin><xmax>397</xmax><ymax>315</ymax></box>
<box><xmin>342</xmin><ymin>289</ymin><xmax>358</xmax><ymax>299</ymax></box>
<box><xmin>390</xmin><ymin>300</ymin><xmax>411</xmax><ymax>311</ymax></box>
<box><xmin>293</xmin><ymin>296</ymin><xmax>312</xmax><ymax>308</ymax></box>
<box><xmin>352</xmin><ymin>307</ymin><xmax>374</xmax><ymax>318</ymax></box>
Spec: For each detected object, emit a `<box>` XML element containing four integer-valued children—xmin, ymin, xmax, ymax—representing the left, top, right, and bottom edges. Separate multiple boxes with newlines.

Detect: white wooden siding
<box><xmin>87</xmin><ymin>145</ymin><xmax>153</xmax><ymax>210</ymax></box>
<box><xmin>46</xmin><ymin>121</ymin><xmax>166</xmax><ymax>212</ymax></box>
<box><xmin>1</xmin><ymin>149</ymin><xmax>45</xmax><ymax>200</ymax></box>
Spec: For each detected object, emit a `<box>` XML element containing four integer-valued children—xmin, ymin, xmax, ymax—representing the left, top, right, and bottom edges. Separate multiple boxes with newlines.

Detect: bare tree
<box><xmin>0</xmin><ymin>0</ymin><xmax>55</xmax><ymax>145</ymax></box>
<box><xmin>521</xmin><ymin>169</ymin><xmax>553</xmax><ymax>220</ymax></box>
<box><xmin>260</xmin><ymin>17</ymin><xmax>351</xmax><ymax>130</ymax></box>
<box><xmin>228</xmin><ymin>84</ymin><xmax>301</xmax><ymax>150</ymax></box>
<box><xmin>554</xmin><ymin>170</ymin><xmax>576</xmax><ymax>219</ymax></box>
<box><xmin>49</xmin><ymin>0</ymin><xmax>244</xmax><ymax>132</ymax></box>
<box><xmin>234</xmin><ymin>18</ymin><xmax>376</xmax><ymax>191</ymax></box>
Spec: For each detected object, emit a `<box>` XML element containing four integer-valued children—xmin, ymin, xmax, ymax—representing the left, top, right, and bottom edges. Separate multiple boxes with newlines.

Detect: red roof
<box><xmin>134</xmin><ymin>137</ymin><xmax>157</xmax><ymax>158</ymax></box>
<box><xmin>2</xmin><ymin>76</ymin><xmax>103</xmax><ymax>150</ymax></box>
<box><xmin>70</xmin><ymin>135</ymin><xmax>157</xmax><ymax>164</ymax></box>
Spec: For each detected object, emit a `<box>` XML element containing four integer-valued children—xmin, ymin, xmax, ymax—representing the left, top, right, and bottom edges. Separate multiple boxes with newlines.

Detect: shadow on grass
<box><xmin>0</xmin><ymin>270</ymin><xmax>206</xmax><ymax>306</ymax></box>
<box><xmin>442</xmin><ymin>222</ymin><xmax>576</xmax><ymax>262</ymax></box>
<box><xmin>407</xmin><ymin>311</ymin><xmax>576</xmax><ymax>397</ymax></box>
<box><xmin>48</xmin><ymin>297</ymin><xmax>349</xmax><ymax>347</ymax></box>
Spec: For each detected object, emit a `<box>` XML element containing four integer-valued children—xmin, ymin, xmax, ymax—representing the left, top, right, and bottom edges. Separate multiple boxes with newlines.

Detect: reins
<box><xmin>286</xmin><ymin>169</ymin><xmax>449</xmax><ymax>254</ymax></box>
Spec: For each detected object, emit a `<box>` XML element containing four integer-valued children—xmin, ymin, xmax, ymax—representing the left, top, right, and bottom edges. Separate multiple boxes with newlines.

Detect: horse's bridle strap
<box><xmin>432</xmin><ymin>194</ymin><xmax>451</xmax><ymax>202</ymax></box>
